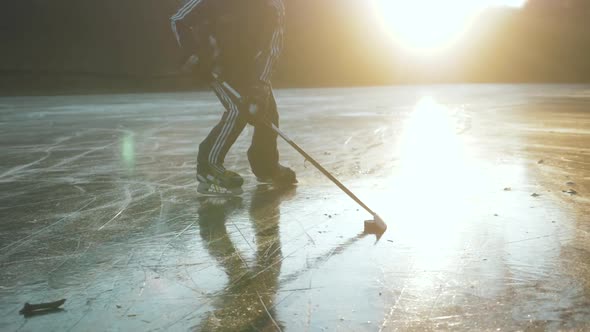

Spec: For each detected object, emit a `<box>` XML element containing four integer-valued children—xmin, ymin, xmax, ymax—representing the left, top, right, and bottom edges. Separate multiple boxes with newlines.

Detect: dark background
<box><xmin>1</xmin><ymin>0</ymin><xmax>589</xmax><ymax>95</ymax></box>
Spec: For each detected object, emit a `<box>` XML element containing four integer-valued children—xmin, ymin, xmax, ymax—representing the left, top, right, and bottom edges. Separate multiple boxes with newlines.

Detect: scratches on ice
<box><xmin>0</xmin><ymin>198</ymin><xmax>96</xmax><ymax>260</ymax></box>
<box><xmin>1</xmin><ymin>89</ymin><xmax>590</xmax><ymax>330</ymax></box>
<box><xmin>98</xmin><ymin>185</ymin><xmax>132</xmax><ymax>231</ymax></box>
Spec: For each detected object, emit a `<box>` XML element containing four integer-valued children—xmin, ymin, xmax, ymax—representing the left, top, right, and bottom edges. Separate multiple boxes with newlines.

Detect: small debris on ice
<box><xmin>562</xmin><ymin>189</ymin><xmax>578</xmax><ymax>195</ymax></box>
<box><xmin>503</xmin><ymin>187</ymin><xmax>512</xmax><ymax>191</ymax></box>
<box><xmin>531</xmin><ymin>193</ymin><xmax>540</xmax><ymax>197</ymax></box>
<box><xmin>19</xmin><ymin>299</ymin><xmax>66</xmax><ymax>317</ymax></box>
<box><xmin>566</xmin><ymin>181</ymin><xmax>575</xmax><ymax>186</ymax></box>
<box><xmin>537</xmin><ymin>159</ymin><xmax>544</xmax><ymax>164</ymax></box>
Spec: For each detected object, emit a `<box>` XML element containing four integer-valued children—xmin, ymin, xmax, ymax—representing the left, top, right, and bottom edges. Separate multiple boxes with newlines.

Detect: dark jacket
<box><xmin>171</xmin><ymin>0</ymin><xmax>285</xmax><ymax>85</ymax></box>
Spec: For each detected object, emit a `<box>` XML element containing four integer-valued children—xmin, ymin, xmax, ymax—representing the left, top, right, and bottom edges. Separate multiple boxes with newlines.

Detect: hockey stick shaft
<box><xmin>212</xmin><ymin>73</ymin><xmax>379</xmax><ymax>218</ymax></box>
<box><xmin>269</xmin><ymin>124</ymin><xmax>378</xmax><ymax>217</ymax></box>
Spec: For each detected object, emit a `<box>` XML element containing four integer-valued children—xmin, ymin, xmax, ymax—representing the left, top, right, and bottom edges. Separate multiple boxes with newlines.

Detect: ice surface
<box><xmin>1</xmin><ymin>85</ymin><xmax>589</xmax><ymax>330</ymax></box>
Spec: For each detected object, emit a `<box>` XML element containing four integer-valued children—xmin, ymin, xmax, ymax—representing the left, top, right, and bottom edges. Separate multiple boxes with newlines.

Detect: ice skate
<box><xmin>256</xmin><ymin>164</ymin><xmax>297</xmax><ymax>186</ymax></box>
<box><xmin>197</xmin><ymin>166</ymin><xmax>244</xmax><ymax>196</ymax></box>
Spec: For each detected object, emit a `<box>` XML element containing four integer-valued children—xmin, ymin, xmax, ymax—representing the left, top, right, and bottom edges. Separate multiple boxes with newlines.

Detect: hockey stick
<box><xmin>212</xmin><ymin>73</ymin><xmax>387</xmax><ymax>236</ymax></box>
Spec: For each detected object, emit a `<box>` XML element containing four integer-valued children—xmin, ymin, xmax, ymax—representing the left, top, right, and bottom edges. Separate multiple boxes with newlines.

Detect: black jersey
<box><xmin>171</xmin><ymin>0</ymin><xmax>285</xmax><ymax>84</ymax></box>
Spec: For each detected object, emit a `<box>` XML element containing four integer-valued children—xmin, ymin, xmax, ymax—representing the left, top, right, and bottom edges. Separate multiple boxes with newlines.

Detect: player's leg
<box><xmin>248</xmin><ymin>90</ymin><xmax>297</xmax><ymax>185</ymax></box>
<box><xmin>196</xmin><ymin>80</ymin><xmax>248</xmax><ymax>195</ymax></box>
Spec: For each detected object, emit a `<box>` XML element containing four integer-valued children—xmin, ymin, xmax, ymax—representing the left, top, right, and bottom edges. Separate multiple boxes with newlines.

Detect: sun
<box><xmin>374</xmin><ymin>0</ymin><xmax>527</xmax><ymax>53</ymax></box>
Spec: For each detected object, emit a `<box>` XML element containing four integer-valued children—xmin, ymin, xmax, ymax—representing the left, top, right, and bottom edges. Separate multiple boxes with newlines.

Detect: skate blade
<box><xmin>256</xmin><ymin>177</ymin><xmax>274</xmax><ymax>184</ymax></box>
<box><xmin>198</xmin><ymin>196</ymin><xmax>243</xmax><ymax>207</ymax></box>
<box><xmin>197</xmin><ymin>182</ymin><xmax>243</xmax><ymax>196</ymax></box>
<box><xmin>256</xmin><ymin>177</ymin><xmax>298</xmax><ymax>186</ymax></box>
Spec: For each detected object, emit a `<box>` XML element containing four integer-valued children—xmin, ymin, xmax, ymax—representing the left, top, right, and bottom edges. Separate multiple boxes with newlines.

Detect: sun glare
<box><xmin>374</xmin><ymin>0</ymin><xmax>527</xmax><ymax>53</ymax></box>
<box><xmin>385</xmin><ymin>96</ymin><xmax>477</xmax><ymax>269</ymax></box>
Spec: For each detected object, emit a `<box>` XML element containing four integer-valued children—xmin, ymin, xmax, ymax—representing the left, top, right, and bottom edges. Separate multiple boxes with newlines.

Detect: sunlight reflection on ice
<box><xmin>375</xmin><ymin>95</ymin><xmax>567</xmax><ymax>296</ymax></box>
<box><xmin>382</xmin><ymin>96</ymin><xmax>492</xmax><ymax>286</ymax></box>
<box><xmin>395</xmin><ymin>96</ymin><xmax>477</xmax><ymax>218</ymax></box>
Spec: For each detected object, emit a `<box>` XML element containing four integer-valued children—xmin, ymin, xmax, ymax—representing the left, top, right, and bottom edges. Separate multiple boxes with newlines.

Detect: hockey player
<box><xmin>171</xmin><ymin>0</ymin><xmax>296</xmax><ymax>195</ymax></box>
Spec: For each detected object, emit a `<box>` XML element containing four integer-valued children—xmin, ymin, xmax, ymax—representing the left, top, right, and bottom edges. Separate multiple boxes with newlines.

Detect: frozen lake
<box><xmin>1</xmin><ymin>85</ymin><xmax>589</xmax><ymax>330</ymax></box>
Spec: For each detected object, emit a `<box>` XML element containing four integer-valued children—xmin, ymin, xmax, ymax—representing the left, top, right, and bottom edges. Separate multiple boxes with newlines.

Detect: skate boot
<box><xmin>257</xmin><ymin>164</ymin><xmax>297</xmax><ymax>186</ymax></box>
<box><xmin>197</xmin><ymin>165</ymin><xmax>244</xmax><ymax>196</ymax></box>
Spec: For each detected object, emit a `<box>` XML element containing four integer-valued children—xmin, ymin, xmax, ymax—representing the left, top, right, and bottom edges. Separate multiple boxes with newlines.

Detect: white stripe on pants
<box><xmin>208</xmin><ymin>81</ymin><xmax>242</xmax><ymax>170</ymax></box>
